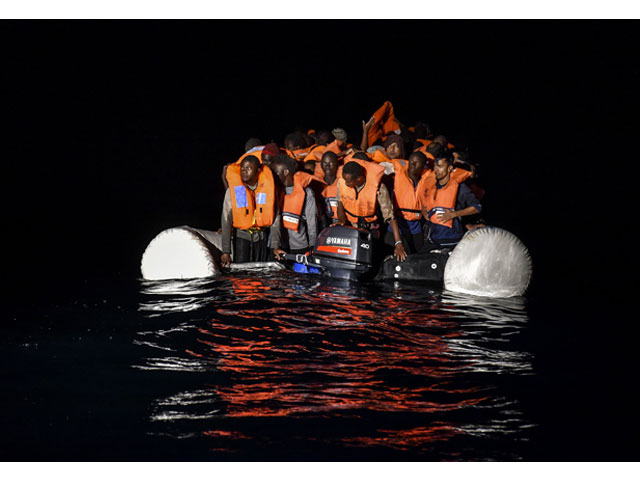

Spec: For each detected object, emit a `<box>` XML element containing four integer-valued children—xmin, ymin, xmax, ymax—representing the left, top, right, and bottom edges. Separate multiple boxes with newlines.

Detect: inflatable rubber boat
<box><xmin>140</xmin><ymin>224</ymin><xmax>532</xmax><ymax>298</ymax></box>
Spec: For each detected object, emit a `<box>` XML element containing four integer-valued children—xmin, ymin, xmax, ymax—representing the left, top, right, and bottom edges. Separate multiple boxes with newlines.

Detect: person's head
<box><xmin>408</xmin><ymin>151</ymin><xmax>428</xmax><ymax>179</ymax></box>
<box><xmin>433</xmin><ymin>155</ymin><xmax>454</xmax><ymax>183</ymax></box>
<box><xmin>271</xmin><ymin>153</ymin><xmax>299</xmax><ymax>187</ymax></box>
<box><xmin>433</xmin><ymin>135</ymin><xmax>448</xmax><ymax>147</ymax></box>
<box><xmin>303</xmin><ymin>160</ymin><xmax>316</xmax><ymax>174</ymax></box>
<box><xmin>284</xmin><ymin>132</ymin><xmax>306</xmax><ymax>151</ymax></box>
<box><xmin>384</xmin><ymin>134</ymin><xmax>405</xmax><ymax>160</ymax></box>
<box><xmin>353</xmin><ymin>152</ymin><xmax>370</xmax><ymax>161</ymax></box>
<box><xmin>240</xmin><ymin>155</ymin><xmax>261</xmax><ymax>185</ymax></box>
<box><xmin>244</xmin><ymin>137</ymin><xmax>262</xmax><ymax>152</ymax></box>
<box><xmin>342</xmin><ymin>161</ymin><xmax>366</xmax><ymax>189</ymax></box>
<box><xmin>320</xmin><ymin>151</ymin><xmax>339</xmax><ymax>178</ymax></box>
<box><xmin>331</xmin><ymin>128</ymin><xmax>348</xmax><ymax>142</ymax></box>
<box><xmin>261</xmin><ymin>142</ymin><xmax>281</xmax><ymax>167</ymax></box>
<box><xmin>316</xmin><ymin>129</ymin><xmax>335</xmax><ymax>145</ymax></box>
<box><xmin>425</xmin><ymin>141</ymin><xmax>444</xmax><ymax>159</ymax></box>
<box><xmin>413</xmin><ymin>122</ymin><xmax>432</xmax><ymax>139</ymax></box>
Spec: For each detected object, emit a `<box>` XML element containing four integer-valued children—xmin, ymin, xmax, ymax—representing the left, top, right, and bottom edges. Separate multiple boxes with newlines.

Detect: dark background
<box><xmin>2</xmin><ymin>20</ymin><xmax>640</xmax><ymax>461</ymax></box>
<box><xmin>3</xmin><ymin>20</ymin><xmax>636</xmax><ymax>303</ymax></box>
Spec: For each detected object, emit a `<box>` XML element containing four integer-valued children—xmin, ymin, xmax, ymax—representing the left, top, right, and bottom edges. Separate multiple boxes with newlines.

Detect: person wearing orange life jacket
<box><xmin>270</xmin><ymin>154</ymin><xmax>318</xmax><ymax>260</ymax></box>
<box><xmin>220</xmin><ymin>155</ymin><xmax>283</xmax><ymax>268</ymax></box>
<box><xmin>386</xmin><ymin>151</ymin><xmax>432</xmax><ymax>253</ymax></box>
<box><xmin>336</xmin><ymin>160</ymin><xmax>407</xmax><ymax>262</ymax></box>
<box><xmin>421</xmin><ymin>154</ymin><xmax>482</xmax><ymax>251</ymax></box>
<box><xmin>316</xmin><ymin>151</ymin><xmax>344</xmax><ymax>229</ymax></box>
<box><xmin>221</xmin><ymin>142</ymin><xmax>282</xmax><ymax>190</ymax></box>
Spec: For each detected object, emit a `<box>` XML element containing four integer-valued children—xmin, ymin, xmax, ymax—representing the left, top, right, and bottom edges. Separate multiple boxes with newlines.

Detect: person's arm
<box><xmin>360</xmin><ymin>116</ymin><xmax>375</xmax><ymax>152</ymax></box>
<box><xmin>437</xmin><ymin>183</ymin><xmax>482</xmax><ymax>223</ymax></box>
<box><xmin>220</xmin><ymin>189</ymin><xmax>233</xmax><ymax>268</ymax></box>
<box><xmin>304</xmin><ymin>187</ymin><xmax>318</xmax><ymax>248</ymax></box>
<box><xmin>335</xmin><ymin>183</ymin><xmax>347</xmax><ymax>225</ymax></box>
<box><xmin>221</xmin><ymin>163</ymin><xmax>230</xmax><ymax>190</ymax></box>
<box><xmin>377</xmin><ymin>184</ymin><xmax>407</xmax><ymax>262</ymax></box>
<box><xmin>269</xmin><ymin>206</ymin><xmax>282</xmax><ymax>251</ymax></box>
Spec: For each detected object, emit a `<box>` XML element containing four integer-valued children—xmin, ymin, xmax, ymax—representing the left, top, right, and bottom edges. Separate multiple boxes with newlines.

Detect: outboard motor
<box><xmin>291</xmin><ymin>225</ymin><xmax>373</xmax><ymax>281</ymax></box>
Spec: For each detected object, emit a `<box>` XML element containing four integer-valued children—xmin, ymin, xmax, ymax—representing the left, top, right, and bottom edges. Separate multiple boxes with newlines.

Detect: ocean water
<box><xmin>3</xmin><ymin>262</ymin><xmax>635</xmax><ymax>462</ymax></box>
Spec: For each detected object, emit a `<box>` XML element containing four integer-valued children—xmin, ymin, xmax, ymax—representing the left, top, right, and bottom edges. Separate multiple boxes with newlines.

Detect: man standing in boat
<box><xmin>335</xmin><ymin>160</ymin><xmax>407</xmax><ymax>262</ymax></box>
<box><xmin>220</xmin><ymin>155</ymin><xmax>282</xmax><ymax>268</ymax></box>
<box><xmin>422</xmin><ymin>154</ymin><xmax>482</xmax><ymax>251</ymax></box>
<box><xmin>270</xmin><ymin>154</ymin><xmax>319</xmax><ymax>260</ymax></box>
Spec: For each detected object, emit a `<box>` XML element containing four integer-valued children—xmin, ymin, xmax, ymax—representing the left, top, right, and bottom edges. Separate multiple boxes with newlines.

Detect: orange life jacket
<box><xmin>303</xmin><ymin>139</ymin><xmax>345</xmax><ymax>162</ymax></box>
<box><xmin>391</xmin><ymin>159</ymin><xmax>431</xmax><ymax>221</ymax></box>
<box><xmin>234</xmin><ymin>148</ymin><xmax>264</xmax><ymax>165</ymax></box>
<box><xmin>282</xmin><ymin>171</ymin><xmax>314</xmax><ymax>231</ymax></box>
<box><xmin>370</xmin><ymin>149</ymin><xmax>391</xmax><ymax>164</ymax></box>
<box><xmin>226</xmin><ymin>163</ymin><xmax>276</xmax><ymax>230</ymax></box>
<box><xmin>338</xmin><ymin>160</ymin><xmax>385</xmax><ymax>225</ymax></box>
<box><xmin>424</xmin><ymin>177</ymin><xmax>460</xmax><ymax>229</ymax></box>
<box><xmin>367</xmin><ymin>101</ymin><xmax>401</xmax><ymax>147</ymax></box>
<box><xmin>319</xmin><ymin>165</ymin><xmax>343</xmax><ymax>219</ymax></box>
<box><xmin>289</xmin><ymin>146</ymin><xmax>313</xmax><ymax>161</ymax></box>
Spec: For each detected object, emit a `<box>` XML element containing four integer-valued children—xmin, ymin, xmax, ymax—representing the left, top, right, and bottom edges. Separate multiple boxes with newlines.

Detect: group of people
<box><xmin>218</xmin><ymin>101</ymin><xmax>484</xmax><ymax>269</ymax></box>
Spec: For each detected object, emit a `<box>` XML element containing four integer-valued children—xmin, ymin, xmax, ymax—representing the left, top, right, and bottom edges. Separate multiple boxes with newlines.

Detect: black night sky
<box><xmin>3</xmin><ymin>20</ymin><xmax>637</xmax><ymax>306</ymax></box>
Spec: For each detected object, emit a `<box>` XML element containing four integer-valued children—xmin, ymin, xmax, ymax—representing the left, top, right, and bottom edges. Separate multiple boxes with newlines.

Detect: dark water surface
<box><xmin>3</xmin><ymin>264</ymin><xmax>635</xmax><ymax>461</ymax></box>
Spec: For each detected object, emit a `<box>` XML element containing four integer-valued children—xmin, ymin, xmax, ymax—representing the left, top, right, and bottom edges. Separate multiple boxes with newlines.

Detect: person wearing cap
<box><xmin>331</xmin><ymin>128</ymin><xmax>353</xmax><ymax>148</ymax></box>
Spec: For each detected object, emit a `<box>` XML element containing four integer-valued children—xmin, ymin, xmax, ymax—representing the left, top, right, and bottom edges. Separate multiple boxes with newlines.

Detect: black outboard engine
<box><xmin>306</xmin><ymin>225</ymin><xmax>373</xmax><ymax>281</ymax></box>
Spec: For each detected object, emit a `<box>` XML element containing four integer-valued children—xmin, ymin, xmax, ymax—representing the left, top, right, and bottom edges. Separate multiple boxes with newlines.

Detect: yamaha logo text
<box><xmin>326</xmin><ymin>237</ymin><xmax>351</xmax><ymax>246</ymax></box>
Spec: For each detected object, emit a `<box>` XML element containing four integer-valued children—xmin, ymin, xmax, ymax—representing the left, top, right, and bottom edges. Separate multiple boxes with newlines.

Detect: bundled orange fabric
<box><xmin>369</xmin><ymin>149</ymin><xmax>391</xmax><ymax>164</ymax></box>
<box><xmin>338</xmin><ymin>160</ymin><xmax>385</xmax><ymax>225</ymax></box>
<box><xmin>367</xmin><ymin>101</ymin><xmax>401</xmax><ymax>147</ymax></box>
<box><xmin>226</xmin><ymin>163</ymin><xmax>276</xmax><ymax>230</ymax></box>
<box><xmin>282</xmin><ymin>171</ymin><xmax>314</xmax><ymax>231</ymax></box>
<box><xmin>303</xmin><ymin>139</ymin><xmax>345</xmax><ymax>162</ymax></box>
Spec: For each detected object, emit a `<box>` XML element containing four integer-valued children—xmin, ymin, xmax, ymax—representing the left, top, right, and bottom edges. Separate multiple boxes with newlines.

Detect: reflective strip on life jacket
<box><xmin>234</xmin><ymin>148</ymin><xmax>264</xmax><ymax>165</ymax></box>
<box><xmin>338</xmin><ymin>159</ymin><xmax>385</xmax><ymax>225</ymax></box>
<box><xmin>282</xmin><ymin>171</ymin><xmax>314</xmax><ymax>231</ymax></box>
<box><xmin>226</xmin><ymin>163</ymin><xmax>276</xmax><ymax>230</ymax></box>
<box><xmin>320</xmin><ymin>165</ymin><xmax>343</xmax><ymax>219</ymax></box>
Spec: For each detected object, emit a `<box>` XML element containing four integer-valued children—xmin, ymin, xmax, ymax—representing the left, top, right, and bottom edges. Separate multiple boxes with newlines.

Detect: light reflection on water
<box><xmin>136</xmin><ymin>269</ymin><xmax>535</xmax><ymax>460</ymax></box>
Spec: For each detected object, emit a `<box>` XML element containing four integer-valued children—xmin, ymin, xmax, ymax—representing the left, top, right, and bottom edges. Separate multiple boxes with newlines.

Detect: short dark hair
<box><xmin>272</xmin><ymin>153</ymin><xmax>299</xmax><ymax>173</ymax></box>
<box><xmin>244</xmin><ymin>137</ymin><xmax>262</xmax><ymax>152</ymax></box>
<box><xmin>409</xmin><ymin>151</ymin><xmax>428</xmax><ymax>164</ymax></box>
<box><xmin>284</xmin><ymin>132</ymin><xmax>306</xmax><ymax>150</ymax></box>
<box><xmin>342</xmin><ymin>161</ymin><xmax>365</xmax><ymax>178</ymax></box>
<box><xmin>353</xmin><ymin>152</ymin><xmax>370</xmax><ymax>161</ymax></box>
<box><xmin>426</xmin><ymin>142</ymin><xmax>444</xmax><ymax>157</ymax></box>
<box><xmin>241</xmin><ymin>155</ymin><xmax>261</xmax><ymax>170</ymax></box>
<box><xmin>321</xmin><ymin>151</ymin><xmax>338</xmax><ymax>163</ymax></box>
<box><xmin>434</xmin><ymin>153</ymin><xmax>453</xmax><ymax>167</ymax></box>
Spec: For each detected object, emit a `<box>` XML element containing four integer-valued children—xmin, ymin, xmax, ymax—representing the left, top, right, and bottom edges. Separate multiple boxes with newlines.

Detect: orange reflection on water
<box><xmin>343</xmin><ymin>424</ymin><xmax>459</xmax><ymax>451</ymax></box>
<box><xmin>186</xmin><ymin>276</ymin><xmax>484</xmax><ymax>423</ymax></box>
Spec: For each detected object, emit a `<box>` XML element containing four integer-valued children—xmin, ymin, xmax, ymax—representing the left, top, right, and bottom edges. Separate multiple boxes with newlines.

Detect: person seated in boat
<box><xmin>270</xmin><ymin>154</ymin><xmax>319</xmax><ymax>260</ymax></box>
<box><xmin>331</xmin><ymin>127</ymin><xmax>353</xmax><ymax>148</ymax></box>
<box><xmin>335</xmin><ymin>160</ymin><xmax>407</xmax><ymax>262</ymax></box>
<box><xmin>220</xmin><ymin>155</ymin><xmax>283</xmax><ymax>268</ymax></box>
<box><xmin>421</xmin><ymin>154</ymin><xmax>482</xmax><ymax>252</ymax></box>
<box><xmin>284</xmin><ymin>131</ymin><xmax>312</xmax><ymax>161</ymax></box>
<box><xmin>316</xmin><ymin>151</ymin><xmax>343</xmax><ymax>229</ymax></box>
<box><xmin>387</xmin><ymin>151</ymin><xmax>432</xmax><ymax>253</ymax></box>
